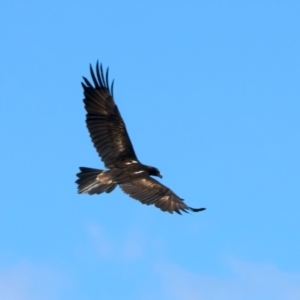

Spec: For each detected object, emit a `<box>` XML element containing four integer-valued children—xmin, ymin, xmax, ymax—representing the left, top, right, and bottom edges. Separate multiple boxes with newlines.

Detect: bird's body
<box><xmin>76</xmin><ymin>62</ymin><xmax>205</xmax><ymax>214</ymax></box>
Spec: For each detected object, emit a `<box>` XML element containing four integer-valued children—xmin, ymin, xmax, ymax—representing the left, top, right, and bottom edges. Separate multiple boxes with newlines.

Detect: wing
<box><xmin>82</xmin><ymin>62</ymin><xmax>138</xmax><ymax>168</ymax></box>
<box><xmin>119</xmin><ymin>173</ymin><xmax>205</xmax><ymax>214</ymax></box>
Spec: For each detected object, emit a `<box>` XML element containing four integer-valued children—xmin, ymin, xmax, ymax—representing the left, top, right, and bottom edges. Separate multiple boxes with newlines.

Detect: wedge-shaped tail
<box><xmin>76</xmin><ymin>167</ymin><xmax>117</xmax><ymax>195</ymax></box>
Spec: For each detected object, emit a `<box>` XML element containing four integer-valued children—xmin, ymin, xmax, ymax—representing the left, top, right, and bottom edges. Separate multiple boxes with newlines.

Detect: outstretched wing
<box><xmin>82</xmin><ymin>62</ymin><xmax>138</xmax><ymax>168</ymax></box>
<box><xmin>119</xmin><ymin>173</ymin><xmax>205</xmax><ymax>214</ymax></box>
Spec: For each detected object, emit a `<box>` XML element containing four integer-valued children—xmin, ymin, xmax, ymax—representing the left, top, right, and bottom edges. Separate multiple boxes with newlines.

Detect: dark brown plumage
<box><xmin>76</xmin><ymin>62</ymin><xmax>205</xmax><ymax>214</ymax></box>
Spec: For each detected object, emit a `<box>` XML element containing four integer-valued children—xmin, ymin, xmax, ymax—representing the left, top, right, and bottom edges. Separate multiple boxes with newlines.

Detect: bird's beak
<box><xmin>159</xmin><ymin>173</ymin><xmax>163</xmax><ymax>178</ymax></box>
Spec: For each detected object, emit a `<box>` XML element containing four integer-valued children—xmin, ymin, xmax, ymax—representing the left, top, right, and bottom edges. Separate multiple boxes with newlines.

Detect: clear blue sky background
<box><xmin>1</xmin><ymin>1</ymin><xmax>299</xmax><ymax>299</ymax></box>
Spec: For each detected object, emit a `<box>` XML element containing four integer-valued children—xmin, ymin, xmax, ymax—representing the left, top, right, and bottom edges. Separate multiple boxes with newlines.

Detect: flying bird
<box><xmin>76</xmin><ymin>62</ymin><xmax>205</xmax><ymax>214</ymax></box>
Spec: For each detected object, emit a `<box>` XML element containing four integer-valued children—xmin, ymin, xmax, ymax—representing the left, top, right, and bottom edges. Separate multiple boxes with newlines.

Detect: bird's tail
<box><xmin>76</xmin><ymin>167</ymin><xmax>117</xmax><ymax>195</ymax></box>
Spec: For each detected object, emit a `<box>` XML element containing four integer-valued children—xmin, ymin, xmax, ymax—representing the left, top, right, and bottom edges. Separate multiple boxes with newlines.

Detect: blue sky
<box><xmin>1</xmin><ymin>1</ymin><xmax>300</xmax><ymax>299</ymax></box>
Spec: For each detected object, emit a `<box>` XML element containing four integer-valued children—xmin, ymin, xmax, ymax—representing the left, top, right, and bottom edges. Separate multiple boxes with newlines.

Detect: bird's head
<box><xmin>148</xmin><ymin>166</ymin><xmax>163</xmax><ymax>178</ymax></box>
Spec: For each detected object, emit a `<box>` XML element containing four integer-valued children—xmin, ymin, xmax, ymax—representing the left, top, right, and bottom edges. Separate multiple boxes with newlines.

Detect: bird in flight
<box><xmin>76</xmin><ymin>62</ymin><xmax>205</xmax><ymax>214</ymax></box>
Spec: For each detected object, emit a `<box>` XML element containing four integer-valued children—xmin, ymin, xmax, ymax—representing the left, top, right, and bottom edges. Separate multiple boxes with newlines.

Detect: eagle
<box><xmin>76</xmin><ymin>62</ymin><xmax>205</xmax><ymax>214</ymax></box>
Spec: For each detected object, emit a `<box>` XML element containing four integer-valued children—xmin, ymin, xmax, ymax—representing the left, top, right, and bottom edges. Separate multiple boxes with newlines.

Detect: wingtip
<box><xmin>189</xmin><ymin>207</ymin><xmax>206</xmax><ymax>212</ymax></box>
<box><xmin>111</xmin><ymin>79</ymin><xmax>115</xmax><ymax>96</ymax></box>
